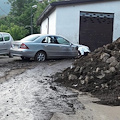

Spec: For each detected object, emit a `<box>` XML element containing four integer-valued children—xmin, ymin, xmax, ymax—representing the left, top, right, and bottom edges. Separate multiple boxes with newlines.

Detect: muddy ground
<box><xmin>0</xmin><ymin>56</ymin><xmax>120</xmax><ymax>120</ymax></box>
<box><xmin>0</xmin><ymin>57</ymin><xmax>84</xmax><ymax>120</ymax></box>
<box><xmin>0</xmin><ymin>56</ymin><xmax>38</xmax><ymax>84</ymax></box>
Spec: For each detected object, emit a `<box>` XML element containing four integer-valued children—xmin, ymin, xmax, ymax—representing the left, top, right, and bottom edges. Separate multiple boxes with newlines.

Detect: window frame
<box><xmin>3</xmin><ymin>33</ymin><xmax>10</xmax><ymax>41</ymax></box>
<box><xmin>55</xmin><ymin>36</ymin><xmax>70</xmax><ymax>45</ymax></box>
<box><xmin>0</xmin><ymin>34</ymin><xmax>4</xmax><ymax>42</ymax></box>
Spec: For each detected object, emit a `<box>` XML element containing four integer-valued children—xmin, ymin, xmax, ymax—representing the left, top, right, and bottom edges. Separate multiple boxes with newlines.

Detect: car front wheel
<box><xmin>34</xmin><ymin>51</ymin><xmax>46</xmax><ymax>62</ymax></box>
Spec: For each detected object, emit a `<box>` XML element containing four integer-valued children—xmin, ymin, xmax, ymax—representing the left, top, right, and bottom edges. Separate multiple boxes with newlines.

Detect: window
<box><xmin>0</xmin><ymin>34</ymin><xmax>3</xmax><ymax>42</ymax></box>
<box><xmin>42</xmin><ymin>38</ymin><xmax>48</xmax><ymax>43</ymax></box>
<box><xmin>21</xmin><ymin>35</ymin><xmax>40</xmax><ymax>42</ymax></box>
<box><xmin>56</xmin><ymin>37</ymin><xmax>70</xmax><ymax>45</ymax></box>
<box><xmin>3</xmin><ymin>34</ymin><xmax>10</xmax><ymax>41</ymax></box>
<box><xmin>42</xmin><ymin>37</ymin><xmax>51</xmax><ymax>43</ymax></box>
<box><xmin>42</xmin><ymin>36</ymin><xmax>58</xmax><ymax>44</ymax></box>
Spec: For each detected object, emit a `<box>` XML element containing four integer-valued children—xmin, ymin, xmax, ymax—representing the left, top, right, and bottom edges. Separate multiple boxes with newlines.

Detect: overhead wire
<box><xmin>0</xmin><ymin>6</ymin><xmax>37</xmax><ymax>27</ymax></box>
<box><xmin>0</xmin><ymin>6</ymin><xmax>24</xmax><ymax>26</ymax></box>
<box><xmin>0</xmin><ymin>6</ymin><xmax>8</xmax><ymax>15</ymax></box>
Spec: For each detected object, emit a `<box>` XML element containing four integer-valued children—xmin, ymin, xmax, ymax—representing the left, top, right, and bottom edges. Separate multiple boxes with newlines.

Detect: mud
<box><xmin>51</xmin><ymin>90</ymin><xmax>120</xmax><ymax>120</ymax></box>
<box><xmin>0</xmin><ymin>57</ymin><xmax>38</xmax><ymax>83</ymax></box>
<box><xmin>53</xmin><ymin>38</ymin><xmax>120</xmax><ymax>106</ymax></box>
<box><xmin>0</xmin><ymin>57</ymin><xmax>120</xmax><ymax>120</ymax></box>
<box><xmin>0</xmin><ymin>58</ymin><xmax>85</xmax><ymax>120</ymax></box>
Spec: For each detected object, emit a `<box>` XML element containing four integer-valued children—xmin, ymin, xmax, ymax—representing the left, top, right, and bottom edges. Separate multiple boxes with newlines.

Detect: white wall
<box><xmin>49</xmin><ymin>10</ymin><xmax>57</xmax><ymax>34</ymax></box>
<box><xmin>41</xmin><ymin>18</ymin><xmax>48</xmax><ymax>34</ymax></box>
<box><xmin>41</xmin><ymin>10</ymin><xmax>56</xmax><ymax>34</ymax></box>
<box><xmin>55</xmin><ymin>6</ymin><xmax>79</xmax><ymax>44</ymax></box>
<box><xmin>55</xmin><ymin>0</ymin><xmax>120</xmax><ymax>43</ymax></box>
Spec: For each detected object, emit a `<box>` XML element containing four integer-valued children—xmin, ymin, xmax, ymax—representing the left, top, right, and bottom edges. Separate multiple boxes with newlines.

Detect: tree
<box><xmin>0</xmin><ymin>23</ymin><xmax>29</xmax><ymax>40</ymax></box>
<box><xmin>8</xmin><ymin>0</ymin><xmax>37</xmax><ymax>16</ymax></box>
<box><xmin>0</xmin><ymin>24</ymin><xmax>8</xmax><ymax>32</ymax></box>
<box><xmin>0</xmin><ymin>0</ymin><xmax>61</xmax><ymax>39</ymax></box>
<box><xmin>34</xmin><ymin>0</ymin><xmax>57</xmax><ymax>31</ymax></box>
<box><xmin>7</xmin><ymin>23</ymin><xmax>29</xmax><ymax>40</ymax></box>
<box><xmin>34</xmin><ymin>0</ymin><xmax>49</xmax><ymax>23</ymax></box>
<box><xmin>8</xmin><ymin>0</ymin><xmax>37</xmax><ymax>26</ymax></box>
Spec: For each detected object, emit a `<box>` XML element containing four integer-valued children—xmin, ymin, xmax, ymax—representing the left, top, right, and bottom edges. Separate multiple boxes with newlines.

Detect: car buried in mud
<box><xmin>10</xmin><ymin>34</ymin><xmax>79</xmax><ymax>61</ymax></box>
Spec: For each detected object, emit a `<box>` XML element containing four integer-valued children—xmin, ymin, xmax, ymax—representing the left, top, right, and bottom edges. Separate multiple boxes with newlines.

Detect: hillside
<box><xmin>0</xmin><ymin>0</ymin><xmax>10</xmax><ymax>16</ymax></box>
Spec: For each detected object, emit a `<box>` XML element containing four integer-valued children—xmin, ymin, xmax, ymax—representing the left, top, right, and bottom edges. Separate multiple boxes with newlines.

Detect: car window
<box><xmin>42</xmin><ymin>37</ymin><xmax>50</xmax><ymax>43</ymax></box>
<box><xmin>42</xmin><ymin>38</ymin><xmax>47</xmax><ymax>43</ymax></box>
<box><xmin>56</xmin><ymin>37</ymin><xmax>70</xmax><ymax>45</ymax></box>
<box><xmin>21</xmin><ymin>35</ymin><xmax>40</xmax><ymax>42</ymax></box>
<box><xmin>3</xmin><ymin>34</ymin><xmax>10</xmax><ymax>41</ymax></box>
<box><xmin>42</xmin><ymin>36</ymin><xmax>58</xmax><ymax>44</ymax></box>
<box><xmin>0</xmin><ymin>34</ymin><xmax>3</xmax><ymax>42</ymax></box>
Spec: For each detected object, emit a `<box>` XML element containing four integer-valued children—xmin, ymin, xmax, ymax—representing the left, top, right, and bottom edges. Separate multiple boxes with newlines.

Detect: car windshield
<box><xmin>21</xmin><ymin>35</ymin><xmax>40</xmax><ymax>42</ymax></box>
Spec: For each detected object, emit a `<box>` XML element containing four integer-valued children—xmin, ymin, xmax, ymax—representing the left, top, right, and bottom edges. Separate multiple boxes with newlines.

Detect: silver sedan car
<box><xmin>10</xmin><ymin>34</ymin><xmax>78</xmax><ymax>61</ymax></box>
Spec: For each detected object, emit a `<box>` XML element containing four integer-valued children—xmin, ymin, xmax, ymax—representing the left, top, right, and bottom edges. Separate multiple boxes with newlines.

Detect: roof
<box><xmin>37</xmin><ymin>0</ymin><xmax>115</xmax><ymax>25</ymax></box>
<box><xmin>0</xmin><ymin>32</ymin><xmax>10</xmax><ymax>35</ymax></box>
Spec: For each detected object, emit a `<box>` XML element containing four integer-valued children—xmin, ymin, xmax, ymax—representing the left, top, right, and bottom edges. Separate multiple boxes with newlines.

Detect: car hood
<box><xmin>74</xmin><ymin>44</ymin><xmax>90</xmax><ymax>51</ymax></box>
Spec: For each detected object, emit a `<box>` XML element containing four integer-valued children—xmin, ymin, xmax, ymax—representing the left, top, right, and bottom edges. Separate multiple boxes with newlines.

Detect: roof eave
<box><xmin>37</xmin><ymin>4</ymin><xmax>55</xmax><ymax>25</ymax></box>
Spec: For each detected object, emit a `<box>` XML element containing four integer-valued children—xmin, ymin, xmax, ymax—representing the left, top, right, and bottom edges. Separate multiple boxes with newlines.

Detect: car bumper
<box><xmin>10</xmin><ymin>49</ymin><xmax>36</xmax><ymax>58</ymax></box>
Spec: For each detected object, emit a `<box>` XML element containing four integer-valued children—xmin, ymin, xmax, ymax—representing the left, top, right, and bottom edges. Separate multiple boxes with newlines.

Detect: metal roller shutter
<box><xmin>79</xmin><ymin>11</ymin><xmax>114</xmax><ymax>51</ymax></box>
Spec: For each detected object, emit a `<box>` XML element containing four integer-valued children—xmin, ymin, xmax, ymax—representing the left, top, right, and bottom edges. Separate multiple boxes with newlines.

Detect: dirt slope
<box><xmin>54</xmin><ymin>38</ymin><xmax>120</xmax><ymax>106</ymax></box>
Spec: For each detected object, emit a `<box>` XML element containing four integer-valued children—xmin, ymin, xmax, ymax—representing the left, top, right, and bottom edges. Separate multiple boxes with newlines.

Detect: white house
<box><xmin>37</xmin><ymin>0</ymin><xmax>120</xmax><ymax>51</ymax></box>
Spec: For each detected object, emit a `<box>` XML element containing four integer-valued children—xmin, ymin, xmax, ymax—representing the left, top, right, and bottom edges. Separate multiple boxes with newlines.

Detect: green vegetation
<box><xmin>0</xmin><ymin>0</ymin><xmax>57</xmax><ymax>40</ymax></box>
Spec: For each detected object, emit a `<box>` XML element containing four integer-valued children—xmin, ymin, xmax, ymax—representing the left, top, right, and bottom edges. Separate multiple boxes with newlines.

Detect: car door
<box><xmin>3</xmin><ymin>33</ymin><xmax>11</xmax><ymax>51</ymax></box>
<box><xmin>0</xmin><ymin>33</ymin><xmax>7</xmax><ymax>54</ymax></box>
<box><xmin>42</xmin><ymin>36</ymin><xmax>62</xmax><ymax>57</ymax></box>
<box><xmin>55</xmin><ymin>36</ymin><xmax>77</xmax><ymax>57</ymax></box>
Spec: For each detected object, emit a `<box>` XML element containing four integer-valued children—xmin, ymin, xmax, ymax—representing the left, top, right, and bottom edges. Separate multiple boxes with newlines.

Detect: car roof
<box><xmin>0</xmin><ymin>32</ymin><xmax>10</xmax><ymax>35</ymax></box>
<box><xmin>20</xmin><ymin>34</ymin><xmax>64</xmax><ymax>42</ymax></box>
<box><xmin>33</xmin><ymin>33</ymin><xmax>64</xmax><ymax>36</ymax></box>
<box><xmin>30</xmin><ymin>34</ymin><xmax>62</xmax><ymax>37</ymax></box>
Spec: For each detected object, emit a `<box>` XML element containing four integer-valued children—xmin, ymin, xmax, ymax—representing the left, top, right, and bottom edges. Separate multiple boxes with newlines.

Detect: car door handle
<box><xmin>44</xmin><ymin>45</ymin><xmax>48</xmax><ymax>47</ymax></box>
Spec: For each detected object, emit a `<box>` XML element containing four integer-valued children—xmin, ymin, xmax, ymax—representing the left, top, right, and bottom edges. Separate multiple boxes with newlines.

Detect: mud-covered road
<box><xmin>0</xmin><ymin>56</ymin><xmax>120</xmax><ymax>120</ymax></box>
<box><xmin>0</xmin><ymin>57</ymin><xmax>84</xmax><ymax>120</ymax></box>
<box><xmin>0</xmin><ymin>56</ymin><xmax>38</xmax><ymax>83</ymax></box>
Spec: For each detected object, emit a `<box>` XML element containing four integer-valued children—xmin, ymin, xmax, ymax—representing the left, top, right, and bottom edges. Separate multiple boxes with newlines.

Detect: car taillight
<box><xmin>20</xmin><ymin>43</ymin><xmax>29</xmax><ymax>49</ymax></box>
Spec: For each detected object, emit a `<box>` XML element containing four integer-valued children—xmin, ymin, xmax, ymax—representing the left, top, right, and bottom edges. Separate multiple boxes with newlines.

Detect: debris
<box><xmin>54</xmin><ymin>37</ymin><xmax>120</xmax><ymax>106</ymax></box>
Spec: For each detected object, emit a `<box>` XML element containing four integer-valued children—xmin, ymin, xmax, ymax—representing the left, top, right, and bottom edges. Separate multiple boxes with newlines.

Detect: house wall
<box><xmin>41</xmin><ymin>18</ymin><xmax>48</xmax><ymax>34</ymax></box>
<box><xmin>55</xmin><ymin>6</ymin><xmax>80</xmax><ymax>44</ymax></box>
<box><xmin>40</xmin><ymin>1</ymin><xmax>120</xmax><ymax>44</ymax></box>
<box><xmin>55</xmin><ymin>1</ymin><xmax>120</xmax><ymax>44</ymax></box>
<box><xmin>41</xmin><ymin>10</ymin><xmax>56</xmax><ymax>34</ymax></box>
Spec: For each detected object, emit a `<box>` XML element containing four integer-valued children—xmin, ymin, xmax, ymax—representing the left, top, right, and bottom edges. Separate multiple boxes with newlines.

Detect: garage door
<box><xmin>79</xmin><ymin>11</ymin><xmax>114</xmax><ymax>51</ymax></box>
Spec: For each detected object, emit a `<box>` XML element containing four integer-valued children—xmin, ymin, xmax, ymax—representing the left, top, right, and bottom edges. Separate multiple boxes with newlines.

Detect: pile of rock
<box><xmin>54</xmin><ymin>38</ymin><xmax>120</xmax><ymax>106</ymax></box>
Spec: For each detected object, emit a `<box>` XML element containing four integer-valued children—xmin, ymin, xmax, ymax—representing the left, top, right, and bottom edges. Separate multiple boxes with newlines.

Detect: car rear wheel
<box><xmin>34</xmin><ymin>51</ymin><xmax>46</xmax><ymax>62</ymax></box>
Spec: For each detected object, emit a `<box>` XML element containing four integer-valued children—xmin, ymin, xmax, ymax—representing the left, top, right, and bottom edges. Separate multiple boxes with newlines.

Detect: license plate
<box><xmin>13</xmin><ymin>44</ymin><xmax>19</xmax><ymax>49</ymax></box>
